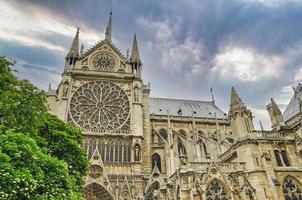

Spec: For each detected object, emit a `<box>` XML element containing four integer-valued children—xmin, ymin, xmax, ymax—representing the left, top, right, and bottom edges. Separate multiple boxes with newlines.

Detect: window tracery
<box><xmin>145</xmin><ymin>181</ymin><xmax>160</xmax><ymax>200</ymax></box>
<box><xmin>69</xmin><ymin>81</ymin><xmax>130</xmax><ymax>132</ymax></box>
<box><xmin>84</xmin><ymin>183</ymin><xmax>113</xmax><ymax>200</ymax></box>
<box><xmin>206</xmin><ymin>180</ymin><xmax>230</xmax><ymax>200</ymax></box>
<box><xmin>283</xmin><ymin>177</ymin><xmax>302</xmax><ymax>200</ymax></box>
<box><xmin>83</xmin><ymin>138</ymin><xmax>131</xmax><ymax>163</ymax></box>
<box><xmin>91</xmin><ymin>52</ymin><xmax>117</xmax><ymax>71</ymax></box>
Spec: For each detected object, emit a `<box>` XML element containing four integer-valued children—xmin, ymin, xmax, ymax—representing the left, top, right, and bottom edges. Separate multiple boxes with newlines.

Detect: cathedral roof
<box><xmin>149</xmin><ymin>97</ymin><xmax>228</xmax><ymax>119</ymax></box>
<box><xmin>283</xmin><ymin>83</ymin><xmax>302</xmax><ymax>122</ymax></box>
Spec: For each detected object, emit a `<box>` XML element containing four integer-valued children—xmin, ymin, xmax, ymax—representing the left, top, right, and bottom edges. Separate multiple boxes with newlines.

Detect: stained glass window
<box><xmin>206</xmin><ymin>180</ymin><xmax>230</xmax><ymax>200</ymax></box>
<box><xmin>283</xmin><ymin>177</ymin><xmax>302</xmax><ymax>200</ymax></box>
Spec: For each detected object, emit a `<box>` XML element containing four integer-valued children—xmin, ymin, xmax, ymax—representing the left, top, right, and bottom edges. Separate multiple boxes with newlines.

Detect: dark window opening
<box><xmin>152</xmin><ymin>153</ymin><xmax>161</xmax><ymax>172</ymax></box>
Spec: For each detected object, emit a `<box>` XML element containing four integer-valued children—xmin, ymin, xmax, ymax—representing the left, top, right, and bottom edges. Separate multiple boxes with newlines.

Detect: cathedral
<box><xmin>47</xmin><ymin>13</ymin><xmax>302</xmax><ymax>200</ymax></box>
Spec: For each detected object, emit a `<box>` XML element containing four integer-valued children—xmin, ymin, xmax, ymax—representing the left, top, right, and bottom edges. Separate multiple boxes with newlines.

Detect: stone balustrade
<box><xmin>84</xmin><ymin>128</ymin><xmax>132</xmax><ymax>135</ymax></box>
<box><xmin>189</xmin><ymin>161</ymin><xmax>246</xmax><ymax>173</ymax></box>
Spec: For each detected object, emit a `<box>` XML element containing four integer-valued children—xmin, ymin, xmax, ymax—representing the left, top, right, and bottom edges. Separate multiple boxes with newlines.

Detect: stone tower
<box><xmin>47</xmin><ymin>12</ymin><xmax>151</xmax><ymax>199</ymax></box>
<box><xmin>228</xmin><ymin>87</ymin><xmax>254</xmax><ymax>137</ymax></box>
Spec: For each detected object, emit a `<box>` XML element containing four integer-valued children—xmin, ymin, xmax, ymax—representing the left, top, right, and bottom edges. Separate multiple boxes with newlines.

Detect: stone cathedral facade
<box><xmin>47</xmin><ymin>14</ymin><xmax>302</xmax><ymax>200</ymax></box>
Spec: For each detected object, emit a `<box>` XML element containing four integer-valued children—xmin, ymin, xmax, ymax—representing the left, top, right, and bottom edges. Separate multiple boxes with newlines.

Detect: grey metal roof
<box><xmin>149</xmin><ymin>97</ymin><xmax>228</xmax><ymax>119</ymax></box>
<box><xmin>283</xmin><ymin>85</ymin><xmax>302</xmax><ymax>122</ymax></box>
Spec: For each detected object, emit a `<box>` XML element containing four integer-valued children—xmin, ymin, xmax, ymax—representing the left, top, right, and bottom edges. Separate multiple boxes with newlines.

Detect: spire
<box><xmin>259</xmin><ymin>120</ymin><xmax>264</xmax><ymax>131</ymax></box>
<box><xmin>228</xmin><ymin>87</ymin><xmax>254</xmax><ymax>136</ymax></box>
<box><xmin>271</xmin><ymin>98</ymin><xmax>282</xmax><ymax>114</ymax></box>
<box><xmin>230</xmin><ymin>87</ymin><xmax>246</xmax><ymax>112</ymax></box>
<box><xmin>67</xmin><ymin>27</ymin><xmax>79</xmax><ymax>59</ymax></box>
<box><xmin>130</xmin><ymin>33</ymin><xmax>141</xmax><ymax>63</ymax></box>
<box><xmin>105</xmin><ymin>11</ymin><xmax>112</xmax><ymax>41</ymax></box>
<box><xmin>267</xmin><ymin>98</ymin><xmax>285</xmax><ymax>130</ymax></box>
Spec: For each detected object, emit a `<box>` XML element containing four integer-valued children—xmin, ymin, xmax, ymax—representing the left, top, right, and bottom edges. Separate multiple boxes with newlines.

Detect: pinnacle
<box><xmin>270</xmin><ymin>98</ymin><xmax>281</xmax><ymax>113</ymax></box>
<box><xmin>230</xmin><ymin>87</ymin><xmax>243</xmax><ymax>107</ymax></box>
<box><xmin>130</xmin><ymin>33</ymin><xmax>141</xmax><ymax>63</ymax></box>
<box><xmin>67</xmin><ymin>27</ymin><xmax>79</xmax><ymax>58</ymax></box>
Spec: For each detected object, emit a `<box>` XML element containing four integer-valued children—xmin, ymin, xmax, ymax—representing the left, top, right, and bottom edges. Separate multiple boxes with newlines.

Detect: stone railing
<box><xmin>253</xmin><ymin>131</ymin><xmax>285</xmax><ymax>138</ymax></box>
<box><xmin>238</xmin><ymin>131</ymin><xmax>294</xmax><ymax>141</ymax></box>
<box><xmin>84</xmin><ymin>128</ymin><xmax>132</xmax><ymax>135</ymax></box>
<box><xmin>189</xmin><ymin>161</ymin><xmax>246</xmax><ymax>173</ymax></box>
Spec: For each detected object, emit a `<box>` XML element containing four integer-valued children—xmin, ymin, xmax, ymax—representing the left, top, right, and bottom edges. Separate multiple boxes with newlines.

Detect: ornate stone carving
<box><xmin>69</xmin><ymin>81</ymin><xmax>130</xmax><ymax>132</ymax></box>
<box><xmin>84</xmin><ymin>183</ymin><xmax>113</xmax><ymax>200</ymax></box>
<box><xmin>91</xmin><ymin>52</ymin><xmax>117</xmax><ymax>71</ymax></box>
<box><xmin>283</xmin><ymin>177</ymin><xmax>302</xmax><ymax>200</ymax></box>
<box><xmin>88</xmin><ymin>164</ymin><xmax>103</xmax><ymax>179</ymax></box>
<box><xmin>206</xmin><ymin>180</ymin><xmax>230</xmax><ymax>200</ymax></box>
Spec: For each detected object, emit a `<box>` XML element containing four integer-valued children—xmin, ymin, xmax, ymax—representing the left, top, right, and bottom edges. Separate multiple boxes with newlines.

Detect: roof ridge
<box><xmin>149</xmin><ymin>96</ymin><xmax>213</xmax><ymax>103</ymax></box>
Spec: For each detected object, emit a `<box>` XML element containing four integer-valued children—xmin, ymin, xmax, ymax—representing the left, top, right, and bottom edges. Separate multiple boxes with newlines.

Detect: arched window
<box><xmin>206</xmin><ymin>180</ymin><xmax>230</xmax><ymax>200</ymax></box>
<box><xmin>274</xmin><ymin>150</ymin><xmax>283</xmax><ymax>167</ymax></box>
<box><xmin>281</xmin><ymin>150</ymin><xmax>290</xmax><ymax>167</ymax></box>
<box><xmin>84</xmin><ymin>183</ymin><xmax>114</xmax><ymax>200</ymax></box>
<box><xmin>178</xmin><ymin>137</ymin><xmax>187</xmax><ymax>156</ymax></box>
<box><xmin>159</xmin><ymin>129</ymin><xmax>168</xmax><ymax>141</ymax></box>
<box><xmin>152</xmin><ymin>153</ymin><xmax>161</xmax><ymax>172</ymax></box>
<box><xmin>283</xmin><ymin>176</ymin><xmax>302</xmax><ymax>200</ymax></box>
<box><xmin>275</xmin><ymin>150</ymin><xmax>291</xmax><ymax>167</ymax></box>
<box><xmin>134</xmin><ymin>144</ymin><xmax>141</xmax><ymax>161</ymax></box>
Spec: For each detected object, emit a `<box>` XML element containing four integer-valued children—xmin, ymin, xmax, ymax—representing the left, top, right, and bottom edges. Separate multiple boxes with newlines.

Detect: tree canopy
<box><xmin>0</xmin><ymin>56</ymin><xmax>88</xmax><ymax>200</ymax></box>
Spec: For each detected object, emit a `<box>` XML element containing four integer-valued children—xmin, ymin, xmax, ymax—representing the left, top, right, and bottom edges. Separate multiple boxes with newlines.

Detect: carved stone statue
<box><xmin>134</xmin><ymin>144</ymin><xmax>141</xmax><ymax>161</ymax></box>
<box><xmin>134</xmin><ymin>87</ymin><xmax>139</xmax><ymax>102</ymax></box>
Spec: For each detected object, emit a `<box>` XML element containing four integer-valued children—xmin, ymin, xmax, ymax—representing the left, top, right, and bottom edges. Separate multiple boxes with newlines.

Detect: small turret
<box><xmin>129</xmin><ymin>33</ymin><xmax>142</xmax><ymax>76</ymax></box>
<box><xmin>267</xmin><ymin>98</ymin><xmax>285</xmax><ymax>130</ymax></box>
<box><xmin>64</xmin><ymin>27</ymin><xmax>79</xmax><ymax>71</ymax></box>
<box><xmin>228</xmin><ymin>87</ymin><xmax>254</xmax><ymax>137</ymax></box>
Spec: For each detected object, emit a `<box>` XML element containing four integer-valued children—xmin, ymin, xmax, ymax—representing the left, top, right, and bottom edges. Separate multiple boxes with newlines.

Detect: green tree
<box><xmin>0</xmin><ymin>57</ymin><xmax>47</xmax><ymax>133</ymax></box>
<box><xmin>37</xmin><ymin>114</ymin><xmax>88</xmax><ymax>188</ymax></box>
<box><xmin>0</xmin><ymin>56</ymin><xmax>88</xmax><ymax>199</ymax></box>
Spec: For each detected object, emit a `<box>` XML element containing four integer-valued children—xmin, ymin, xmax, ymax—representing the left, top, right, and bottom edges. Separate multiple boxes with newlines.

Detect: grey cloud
<box><xmin>2</xmin><ymin>0</ymin><xmax>302</xmax><ymax>129</ymax></box>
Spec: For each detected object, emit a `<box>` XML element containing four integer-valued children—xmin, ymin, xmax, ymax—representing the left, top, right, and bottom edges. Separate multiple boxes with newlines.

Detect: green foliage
<box><xmin>0</xmin><ymin>56</ymin><xmax>48</xmax><ymax>133</ymax></box>
<box><xmin>37</xmin><ymin>114</ymin><xmax>88</xmax><ymax>188</ymax></box>
<box><xmin>0</xmin><ymin>56</ymin><xmax>88</xmax><ymax>199</ymax></box>
<box><xmin>0</xmin><ymin>133</ymin><xmax>79</xmax><ymax>200</ymax></box>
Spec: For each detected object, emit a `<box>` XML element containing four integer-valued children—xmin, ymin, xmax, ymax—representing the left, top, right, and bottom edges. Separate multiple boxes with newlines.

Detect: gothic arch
<box><xmin>152</xmin><ymin>153</ymin><xmax>161</xmax><ymax>172</ymax></box>
<box><xmin>178</xmin><ymin>130</ymin><xmax>187</xmax><ymax>139</ymax></box>
<box><xmin>206</xmin><ymin>179</ymin><xmax>231</xmax><ymax>200</ymax></box>
<box><xmin>145</xmin><ymin>181</ymin><xmax>160</xmax><ymax>200</ymax></box>
<box><xmin>159</xmin><ymin>129</ymin><xmax>168</xmax><ymax>141</ymax></box>
<box><xmin>177</xmin><ymin>137</ymin><xmax>187</xmax><ymax>156</ymax></box>
<box><xmin>84</xmin><ymin>182</ymin><xmax>114</xmax><ymax>200</ymax></box>
<box><xmin>283</xmin><ymin>176</ymin><xmax>302</xmax><ymax>200</ymax></box>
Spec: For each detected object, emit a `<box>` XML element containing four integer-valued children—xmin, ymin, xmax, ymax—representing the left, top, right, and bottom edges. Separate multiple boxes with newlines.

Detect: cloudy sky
<box><xmin>1</xmin><ymin>0</ymin><xmax>302</xmax><ymax>129</ymax></box>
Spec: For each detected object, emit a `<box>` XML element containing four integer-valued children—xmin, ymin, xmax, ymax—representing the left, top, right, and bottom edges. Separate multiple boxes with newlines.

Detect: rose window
<box><xmin>69</xmin><ymin>81</ymin><xmax>130</xmax><ymax>132</ymax></box>
<box><xmin>88</xmin><ymin>165</ymin><xmax>103</xmax><ymax>179</ymax></box>
<box><xmin>283</xmin><ymin>177</ymin><xmax>302</xmax><ymax>200</ymax></box>
<box><xmin>91</xmin><ymin>52</ymin><xmax>117</xmax><ymax>71</ymax></box>
<box><xmin>206</xmin><ymin>180</ymin><xmax>230</xmax><ymax>200</ymax></box>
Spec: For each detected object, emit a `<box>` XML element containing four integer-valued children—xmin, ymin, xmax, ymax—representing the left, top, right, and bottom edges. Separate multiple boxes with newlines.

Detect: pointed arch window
<box><xmin>206</xmin><ymin>180</ymin><xmax>230</xmax><ymax>200</ymax></box>
<box><xmin>274</xmin><ymin>150</ymin><xmax>283</xmax><ymax>167</ymax></box>
<box><xmin>159</xmin><ymin>129</ymin><xmax>168</xmax><ymax>141</ymax></box>
<box><xmin>283</xmin><ymin>177</ymin><xmax>302</xmax><ymax>200</ymax></box>
<box><xmin>281</xmin><ymin>150</ymin><xmax>290</xmax><ymax>167</ymax></box>
<box><xmin>274</xmin><ymin>150</ymin><xmax>291</xmax><ymax>167</ymax></box>
<box><xmin>178</xmin><ymin>137</ymin><xmax>187</xmax><ymax>156</ymax></box>
<box><xmin>152</xmin><ymin>153</ymin><xmax>161</xmax><ymax>172</ymax></box>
